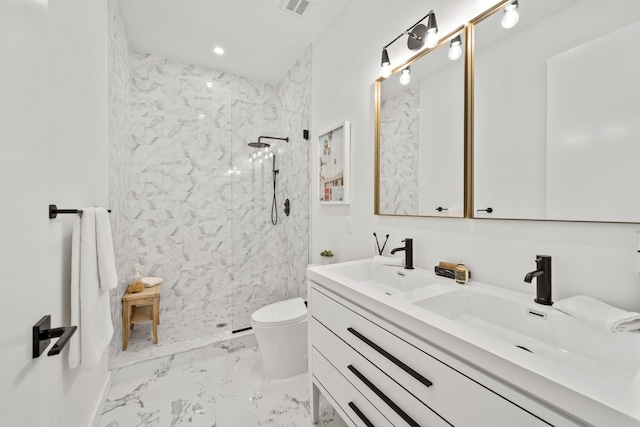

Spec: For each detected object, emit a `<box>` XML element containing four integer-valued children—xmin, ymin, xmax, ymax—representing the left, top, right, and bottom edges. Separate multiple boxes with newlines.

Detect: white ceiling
<box><xmin>120</xmin><ymin>0</ymin><xmax>350</xmax><ymax>84</ymax></box>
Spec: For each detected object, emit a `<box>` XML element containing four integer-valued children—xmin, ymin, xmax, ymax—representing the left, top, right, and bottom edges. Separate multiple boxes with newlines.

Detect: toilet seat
<box><xmin>251</xmin><ymin>297</ymin><xmax>307</xmax><ymax>327</ymax></box>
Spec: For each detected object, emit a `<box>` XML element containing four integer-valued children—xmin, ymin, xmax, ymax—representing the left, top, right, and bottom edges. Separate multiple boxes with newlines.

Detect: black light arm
<box><xmin>383</xmin><ymin>10</ymin><xmax>435</xmax><ymax>49</ymax></box>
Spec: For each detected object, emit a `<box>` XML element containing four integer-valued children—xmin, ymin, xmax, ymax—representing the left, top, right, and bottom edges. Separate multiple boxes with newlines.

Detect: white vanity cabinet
<box><xmin>308</xmin><ymin>283</ymin><xmax>581</xmax><ymax>427</ymax></box>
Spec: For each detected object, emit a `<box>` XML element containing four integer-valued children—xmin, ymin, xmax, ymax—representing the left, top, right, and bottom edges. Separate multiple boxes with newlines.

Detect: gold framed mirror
<box><xmin>375</xmin><ymin>26</ymin><xmax>468</xmax><ymax>218</ymax></box>
<box><xmin>470</xmin><ymin>0</ymin><xmax>640</xmax><ymax>223</ymax></box>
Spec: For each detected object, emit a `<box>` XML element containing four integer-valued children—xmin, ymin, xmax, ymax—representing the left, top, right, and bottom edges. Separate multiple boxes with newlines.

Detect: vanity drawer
<box><xmin>311</xmin><ymin>288</ymin><xmax>551</xmax><ymax>427</ymax></box>
<box><xmin>312</xmin><ymin>347</ymin><xmax>394</xmax><ymax>427</ymax></box>
<box><xmin>313</xmin><ymin>319</ymin><xmax>451</xmax><ymax>427</ymax></box>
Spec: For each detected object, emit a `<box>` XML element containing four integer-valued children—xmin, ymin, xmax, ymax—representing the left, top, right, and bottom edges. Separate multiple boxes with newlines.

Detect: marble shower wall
<box><xmin>108</xmin><ymin>0</ymin><xmax>133</xmax><ymax>357</ymax></box>
<box><xmin>230</xmin><ymin>101</ymin><xmax>309</xmax><ymax>326</ymax></box>
<box><xmin>379</xmin><ymin>86</ymin><xmax>420</xmax><ymax>215</ymax></box>
<box><xmin>125</xmin><ymin>48</ymin><xmax>311</xmax><ymax>333</ymax></box>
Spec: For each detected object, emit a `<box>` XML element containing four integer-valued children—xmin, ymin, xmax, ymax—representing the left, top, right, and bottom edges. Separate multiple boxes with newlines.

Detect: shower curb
<box><xmin>109</xmin><ymin>330</ymin><xmax>257</xmax><ymax>384</ymax></box>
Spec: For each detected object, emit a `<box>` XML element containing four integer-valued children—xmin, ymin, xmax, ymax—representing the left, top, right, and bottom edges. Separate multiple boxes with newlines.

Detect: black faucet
<box><xmin>390</xmin><ymin>238</ymin><xmax>414</xmax><ymax>270</ymax></box>
<box><xmin>524</xmin><ymin>255</ymin><xmax>553</xmax><ymax>305</ymax></box>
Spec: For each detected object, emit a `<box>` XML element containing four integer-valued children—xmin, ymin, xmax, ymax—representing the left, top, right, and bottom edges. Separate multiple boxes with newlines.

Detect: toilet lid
<box><xmin>251</xmin><ymin>297</ymin><xmax>307</xmax><ymax>327</ymax></box>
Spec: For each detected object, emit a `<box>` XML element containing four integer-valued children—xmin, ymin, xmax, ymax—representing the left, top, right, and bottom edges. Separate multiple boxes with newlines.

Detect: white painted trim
<box><xmin>89</xmin><ymin>371</ymin><xmax>112</xmax><ymax>427</ymax></box>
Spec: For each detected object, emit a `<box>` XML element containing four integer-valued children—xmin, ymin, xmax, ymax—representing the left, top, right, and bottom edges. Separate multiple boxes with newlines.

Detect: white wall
<box><xmin>47</xmin><ymin>0</ymin><xmax>110</xmax><ymax>425</ymax></box>
<box><xmin>311</xmin><ymin>0</ymin><xmax>640</xmax><ymax>311</ymax></box>
<box><xmin>0</xmin><ymin>0</ymin><xmax>110</xmax><ymax>426</ymax></box>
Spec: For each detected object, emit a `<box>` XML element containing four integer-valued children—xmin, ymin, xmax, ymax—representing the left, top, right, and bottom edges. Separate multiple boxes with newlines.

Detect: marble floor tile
<box><xmin>100</xmin><ymin>347</ymin><xmax>347</xmax><ymax>427</ymax></box>
<box><xmin>112</xmin><ymin>309</ymin><xmax>234</xmax><ymax>368</ymax></box>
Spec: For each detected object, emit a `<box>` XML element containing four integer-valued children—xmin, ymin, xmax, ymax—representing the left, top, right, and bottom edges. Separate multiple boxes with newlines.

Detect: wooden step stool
<box><xmin>122</xmin><ymin>284</ymin><xmax>161</xmax><ymax>350</ymax></box>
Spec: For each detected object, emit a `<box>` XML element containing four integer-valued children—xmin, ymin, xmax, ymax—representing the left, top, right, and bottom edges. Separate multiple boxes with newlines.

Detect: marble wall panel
<box><xmin>229</xmin><ymin>97</ymin><xmax>309</xmax><ymax>329</ymax></box>
<box><xmin>379</xmin><ymin>86</ymin><xmax>420</xmax><ymax>215</ymax></box>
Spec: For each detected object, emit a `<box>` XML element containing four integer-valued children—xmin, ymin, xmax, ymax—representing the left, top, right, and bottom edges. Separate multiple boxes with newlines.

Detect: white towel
<box><xmin>96</xmin><ymin>208</ymin><xmax>117</xmax><ymax>290</ymax></box>
<box><xmin>142</xmin><ymin>276</ymin><xmax>163</xmax><ymax>287</ymax></box>
<box><xmin>69</xmin><ymin>207</ymin><xmax>118</xmax><ymax>369</ymax></box>
<box><xmin>373</xmin><ymin>255</ymin><xmax>403</xmax><ymax>266</ymax></box>
<box><xmin>554</xmin><ymin>295</ymin><xmax>640</xmax><ymax>333</ymax></box>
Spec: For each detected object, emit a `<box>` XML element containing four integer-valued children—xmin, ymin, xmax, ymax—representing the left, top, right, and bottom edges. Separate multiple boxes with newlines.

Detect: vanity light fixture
<box><xmin>399</xmin><ymin>66</ymin><xmax>411</xmax><ymax>85</ymax></box>
<box><xmin>448</xmin><ymin>35</ymin><xmax>462</xmax><ymax>60</ymax></box>
<box><xmin>501</xmin><ymin>0</ymin><xmax>520</xmax><ymax>29</ymax></box>
<box><xmin>381</xmin><ymin>48</ymin><xmax>392</xmax><ymax>78</ymax></box>
<box><xmin>378</xmin><ymin>10</ymin><xmax>439</xmax><ymax>78</ymax></box>
<box><xmin>423</xmin><ymin>10</ymin><xmax>439</xmax><ymax>48</ymax></box>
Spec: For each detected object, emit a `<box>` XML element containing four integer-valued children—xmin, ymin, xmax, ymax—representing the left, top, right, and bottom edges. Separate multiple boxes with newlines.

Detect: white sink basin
<box><xmin>313</xmin><ymin>259</ymin><xmax>442</xmax><ymax>295</ymax></box>
<box><xmin>413</xmin><ymin>287</ymin><xmax>640</xmax><ymax>384</ymax></box>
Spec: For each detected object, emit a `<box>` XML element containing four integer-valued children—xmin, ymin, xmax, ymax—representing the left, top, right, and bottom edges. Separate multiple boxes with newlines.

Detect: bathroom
<box><xmin>2</xmin><ymin>0</ymin><xmax>640</xmax><ymax>426</ymax></box>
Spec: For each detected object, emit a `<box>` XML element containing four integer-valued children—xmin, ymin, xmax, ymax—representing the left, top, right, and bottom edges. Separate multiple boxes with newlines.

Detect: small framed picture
<box><xmin>318</xmin><ymin>121</ymin><xmax>350</xmax><ymax>204</ymax></box>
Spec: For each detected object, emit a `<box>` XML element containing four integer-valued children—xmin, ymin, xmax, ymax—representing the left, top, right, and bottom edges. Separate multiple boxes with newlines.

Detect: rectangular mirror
<box><xmin>472</xmin><ymin>0</ymin><xmax>640</xmax><ymax>222</ymax></box>
<box><xmin>375</xmin><ymin>27</ymin><xmax>467</xmax><ymax>217</ymax></box>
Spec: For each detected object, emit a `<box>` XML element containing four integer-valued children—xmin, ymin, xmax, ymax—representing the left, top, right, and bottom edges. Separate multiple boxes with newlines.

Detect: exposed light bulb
<box><xmin>381</xmin><ymin>47</ymin><xmax>392</xmax><ymax>78</ymax></box>
<box><xmin>381</xmin><ymin>63</ymin><xmax>392</xmax><ymax>79</ymax></box>
<box><xmin>501</xmin><ymin>2</ymin><xmax>520</xmax><ymax>29</ymax></box>
<box><xmin>424</xmin><ymin>11</ymin><xmax>439</xmax><ymax>49</ymax></box>
<box><xmin>214</xmin><ymin>46</ymin><xmax>224</xmax><ymax>55</ymax></box>
<box><xmin>425</xmin><ymin>29</ymin><xmax>439</xmax><ymax>49</ymax></box>
<box><xmin>448</xmin><ymin>37</ymin><xmax>462</xmax><ymax>61</ymax></box>
<box><xmin>399</xmin><ymin>67</ymin><xmax>411</xmax><ymax>85</ymax></box>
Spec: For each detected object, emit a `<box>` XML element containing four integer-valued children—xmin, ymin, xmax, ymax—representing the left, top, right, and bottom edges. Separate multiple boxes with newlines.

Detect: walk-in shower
<box><xmin>248</xmin><ymin>136</ymin><xmax>289</xmax><ymax>225</ymax></box>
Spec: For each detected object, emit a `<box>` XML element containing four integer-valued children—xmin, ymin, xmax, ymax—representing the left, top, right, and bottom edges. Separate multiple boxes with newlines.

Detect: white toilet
<box><xmin>250</xmin><ymin>297</ymin><xmax>308</xmax><ymax>379</ymax></box>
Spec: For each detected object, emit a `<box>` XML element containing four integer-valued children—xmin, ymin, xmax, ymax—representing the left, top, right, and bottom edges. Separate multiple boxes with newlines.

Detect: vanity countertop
<box><xmin>308</xmin><ymin>259</ymin><xmax>640</xmax><ymax>427</ymax></box>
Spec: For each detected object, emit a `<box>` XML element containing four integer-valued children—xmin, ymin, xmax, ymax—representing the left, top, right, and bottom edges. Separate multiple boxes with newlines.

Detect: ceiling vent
<box><xmin>280</xmin><ymin>0</ymin><xmax>314</xmax><ymax>17</ymax></box>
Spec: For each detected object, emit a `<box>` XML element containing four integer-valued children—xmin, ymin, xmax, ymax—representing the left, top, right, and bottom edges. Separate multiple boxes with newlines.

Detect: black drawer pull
<box><xmin>348</xmin><ymin>365</ymin><xmax>420</xmax><ymax>427</ymax></box>
<box><xmin>348</xmin><ymin>327</ymin><xmax>433</xmax><ymax>388</ymax></box>
<box><xmin>348</xmin><ymin>402</ymin><xmax>375</xmax><ymax>427</ymax></box>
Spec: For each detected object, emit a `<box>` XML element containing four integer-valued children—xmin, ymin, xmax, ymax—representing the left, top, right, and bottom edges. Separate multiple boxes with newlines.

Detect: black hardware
<box><xmin>348</xmin><ymin>365</ymin><xmax>420</xmax><ymax>427</ymax></box>
<box><xmin>33</xmin><ymin>315</ymin><xmax>77</xmax><ymax>358</ymax></box>
<box><xmin>436</xmin><ymin>207</ymin><xmax>448</xmax><ymax>212</ymax></box>
<box><xmin>373</xmin><ymin>233</ymin><xmax>390</xmax><ymax>255</ymax></box>
<box><xmin>477</xmin><ymin>207</ymin><xmax>493</xmax><ymax>214</ymax></box>
<box><xmin>303</xmin><ymin>129</ymin><xmax>309</xmax><ymax>140</ymax></box>
<box><xmin>516</xmin><ymin>345</ymin><xmax>533</xmax><ymax>353</ymax></box>
<box><xmin>348</xmin><ymin>402</ymin><xmax>375</xmax><ymax>427</ymax></box>
<box><xmin>390</xmin><ymin>238</ymin><xmax>414</xmax><ymax>269</ymax></box>
<box><xmin>271</xmin><ymin>156</ymin><xmax>279</xmax><ymax>225</ymax></box>
<box><xmin>380</xmin><ymin>234</ymin><xmax>389</xmax><ymax>255</ymax></box>
<box><xmin>348</xmin><ymin>327</ymin><xmax>432</xmax><ymax>388</ymax></box>
<box><xmin>284</xmin><ymin>199</ymin><xmax>290</xmax><ymax>216</ymax></box>
<box><xmin>49</xmin><ymin>204</ymin><xmax>111</xmax><ymax>219</ymax></box>
<box><xmin>383</xmin><ymin>10</ymin><xmax>436</xmax><ymax>51</ymax></box>
<box><xmin>524</xmin><ymin>255</ymin><xmax>553</xmax><ymax>306</ymax></box>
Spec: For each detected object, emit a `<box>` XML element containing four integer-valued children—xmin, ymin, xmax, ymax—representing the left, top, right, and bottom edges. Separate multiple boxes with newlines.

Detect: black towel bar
<box><xmin>49</xmin><ymin>204</ymin><xmax>111</xmax><ymax>219</ymax></box>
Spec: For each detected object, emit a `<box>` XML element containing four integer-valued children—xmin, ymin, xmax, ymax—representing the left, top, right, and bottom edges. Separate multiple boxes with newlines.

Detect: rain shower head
<box><xmin>248</xmin><ymin>141</ymin><xmax>270</xmax><ymax>148</ymax></box>
<box><xmin>248</xmin><ymin>135</ymin><xmax>289</xmax><ymax>148</ymax></box>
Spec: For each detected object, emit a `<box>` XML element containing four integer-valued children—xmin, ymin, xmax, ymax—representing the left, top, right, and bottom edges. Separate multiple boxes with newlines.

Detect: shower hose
<box><xmin>271</xmin><ymin>156</ymin><xmax>278</xmax><ymax>225</ymax></box>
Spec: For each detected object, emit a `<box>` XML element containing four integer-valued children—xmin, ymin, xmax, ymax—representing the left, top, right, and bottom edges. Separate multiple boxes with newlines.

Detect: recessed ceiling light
<box><xmin>214</xmin><ymin>47</ymin><xmax>224</xmax><ymax>55</ymax></box>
